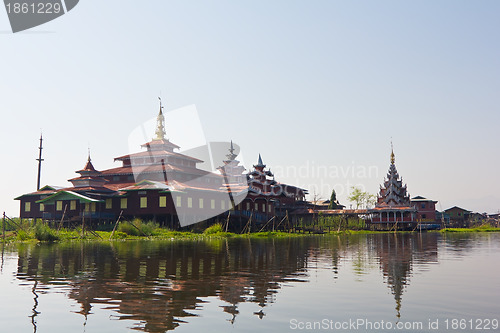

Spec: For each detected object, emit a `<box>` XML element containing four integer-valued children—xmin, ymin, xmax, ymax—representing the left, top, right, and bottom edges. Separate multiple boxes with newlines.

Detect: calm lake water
<box><xmin>1</xmin><ymin>233</ymin><xmax>499</xmax><ymax>333</ymax></box>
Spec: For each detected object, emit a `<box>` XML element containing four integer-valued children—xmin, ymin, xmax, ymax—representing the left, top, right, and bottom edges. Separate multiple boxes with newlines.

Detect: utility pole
<box><xmin>36</xmin><ymin>134</ymin><xmax>44</xmax><ymax>190</ymax></box>
<box><xmin>2</xmin><ymin>212</ymin><xmax>5</xmax><ymax>242</ymax></box>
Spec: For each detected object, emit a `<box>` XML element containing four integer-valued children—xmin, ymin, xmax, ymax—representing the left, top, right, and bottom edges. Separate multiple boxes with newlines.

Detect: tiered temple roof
<box><xmin>376</xmin><ymin>147</ymin><xmax>411</xmax><ymax>208</ymax></box>
<box><xmin>217</xmin><ymin>141</ymin><xmax>246</xmax><ymax>186</ymax></box>
<box><xmin>247</xmin><ymin>154</ymin><xmax>307</xmax><ymax>201</ymax></box>
<box><xmin>98</xmin><ymin>102</ymin><xmax>221</xmax><ymax>188</ymax></box>
<box><xmin>68</xmin><ymin>153</ymin><xmax>108</xmax><ymax>189</ymax></box>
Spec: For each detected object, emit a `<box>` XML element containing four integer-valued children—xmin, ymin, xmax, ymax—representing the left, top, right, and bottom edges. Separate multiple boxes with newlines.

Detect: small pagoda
<box><xmin>368</xmin><ymin>145</ymin><xmax>417</xmax><ymax>228</ymax></box>
<box><xmin>217</xmin><ymin>141</ymin><xmax>246</xmax><ymax>186</ymax></box>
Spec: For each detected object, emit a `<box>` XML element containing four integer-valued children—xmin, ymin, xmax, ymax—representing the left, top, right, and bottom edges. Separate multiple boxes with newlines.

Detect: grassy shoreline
<box><xmin>439</xmin><ymin>225</ymin><xmax>500</xmax><ymax>233</ymax></box>
<box><xmin>2</xmin><ymin>222</ymin><xmax>500</xmax><ymax>244</ymax></box>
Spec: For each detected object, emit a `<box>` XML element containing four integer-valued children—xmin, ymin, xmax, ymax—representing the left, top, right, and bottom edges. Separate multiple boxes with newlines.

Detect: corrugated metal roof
<box><xmin>36</xmin><ymin>190</ymin><xmax>104</xmax><ymax>204</ymax></box>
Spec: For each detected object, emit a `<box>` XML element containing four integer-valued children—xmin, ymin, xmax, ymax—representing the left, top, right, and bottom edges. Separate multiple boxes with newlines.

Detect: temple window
<box><xmin>221</xmin><ymin>200</ymin><xmax>225</xmax><ymax>210</ymax></box>
<box><xmin>187</xmin><ymin>197</ymin><xmax>192</xmax><ymax>208</ymax></box>
<box><xmin>262</xmin><ymin>204</ymin><xmax>266</xmax><ymax>212</ymax></box>
<box><xmin>25</xmin><ymin>202</ymin><xmax>31</xmax><ymax>212</ymax></box>
<box><xmin>39</xmin><ymin>203</ymin><xmax>44</xmax><ymax>212</ymax></box>
<box><xmin>199</xmin><ymin>198</ymin><xmax>204</xmax><ymax>209</ymax></box>
<box><xmin>70</xmin><ymin>200</ymin><xmax>77</xmax><ymax>210</ymax></box>
<box><xmin>176</xmin><ymin>196</ymin><xmax>182</xmax><ymax>207</ymax></box>
<box><xmin>56</xmin><ymin>201</ymin><xmax>63</xmax><ymax>211</ymax></box>
<box><xmin>140</xmin><ymin>197</ymin><xmax>147</xmax><ymax>208</ymax></box>
<box><xmin>211</xmin><ymin>199</ymin><xmax>215</xmax><ymax>209</ymax></box>
<box><xmin>120</xmin><ymin>198</ymin><xmax>128</xmax><ymax>209</ymax></box>
<box><xmin>106</xmin><ymin>199</ymin><xmax>112</xmax><ymax>209</ymax></box>
<box><xmin>159</xmin><ymin>196</ymin><xmax>167</xmax><ymax>208</ymax></box>
<box><xmin>91</xmin><ymin>203</ymin><xmax>96</xmax><ymax>212</ymax></box>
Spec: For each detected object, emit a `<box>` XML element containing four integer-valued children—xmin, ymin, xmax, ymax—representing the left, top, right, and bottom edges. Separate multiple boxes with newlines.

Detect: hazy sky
<box><xmin>1</xmin><ymin>0</ymin><xmax>499</xmax><ymax>217</ymax></box>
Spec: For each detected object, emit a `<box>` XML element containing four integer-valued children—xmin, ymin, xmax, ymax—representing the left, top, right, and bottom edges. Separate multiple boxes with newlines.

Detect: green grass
<box><xmin>34</xmin><ymin>223</ymin><xmax>60</xmax><ymax>242</ymax></box>
<box><xmin>203</xmin><ymin>223</ymin><xmax>224</xmax><ymax>235</ymax></box>
<box><xmin>440</xmin><ymin>224</ymin><xmax>500</xmax><ymax>233</ymax></box>
<box><xmin>4</xmin><ymin>219</ymin><xmax>499</xmax><ymax>244</ymax></box>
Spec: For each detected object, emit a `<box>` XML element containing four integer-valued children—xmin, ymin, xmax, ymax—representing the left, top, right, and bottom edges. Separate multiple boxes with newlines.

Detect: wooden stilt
<box><xmin>110</xmin><ymin>211</ymin><xmax>123</xmax><ymax>240</ymax></box>
<box><xmin>2</xmin><ymin>212</ymin><xmax>5</xmax><ymax>242</ymax></box>
<box><xmin>58</xmin><ymin>204</ymin><xmax>67</xmax><ymax>230</ymax></box>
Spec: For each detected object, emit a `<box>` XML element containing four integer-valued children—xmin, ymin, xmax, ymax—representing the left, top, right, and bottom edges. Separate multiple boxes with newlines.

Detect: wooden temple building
<box><xmin>367</xmin><ymin>147</ymin><xmax>440</xmax><ymax>230</ymax></box>
<box><xmin>15</xmin><ymin>103</ymin><xmax>308</xmax><ymax>229</ymax></box>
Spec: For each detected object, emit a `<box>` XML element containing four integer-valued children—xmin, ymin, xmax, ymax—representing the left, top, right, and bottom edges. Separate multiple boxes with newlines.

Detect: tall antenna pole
<box><xmin>36</xmin><ymin>134</ymin><xmax>44</xmax><ymax>190</ymax></box>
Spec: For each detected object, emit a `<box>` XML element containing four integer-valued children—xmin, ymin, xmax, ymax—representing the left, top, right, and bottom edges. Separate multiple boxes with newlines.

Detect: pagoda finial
<box><xmin>390</xmin><ymin>140</ymin><xmax>395</xmax><ymax>164</ymax></box>
<box><xmin>154</xmin><ymin>97</ymin><xmax>166</xmax><ymax>140</ymax></box>
<box><xmin>36</xmin><ymin>132</ymin><xmax>44</xmax><ymax>191</ymax></box>
<box><xmin>226</xmin><ymin>140</ymin><xmax>237</xmax><ymax>161</ymax></box>
<box><xmin>88</xmin><ymin>147</ymin><xmax>91</xmax><ymax>162</ymax></box>
<box><xmin>254</xmin><ymin>153</ymin><xmax>266</xmax><ymax>169</ymax></box>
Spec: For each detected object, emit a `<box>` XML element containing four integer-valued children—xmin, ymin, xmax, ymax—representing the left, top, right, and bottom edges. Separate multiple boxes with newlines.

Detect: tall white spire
<box><xmin>154</xmin><ymin>97</ymin><xmax>166</xmax><ymax>140</ymax></box>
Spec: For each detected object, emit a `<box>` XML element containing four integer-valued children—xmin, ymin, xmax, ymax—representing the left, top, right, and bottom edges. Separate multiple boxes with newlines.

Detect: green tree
<box><xmin>348</xmin><ymin>186</ymin><xmax>376</xmax><ymax>209</ymax></box>
<box><xmin>364</xmin><ymin>193</ymin><xmax>377</xmax><ymax>209</ymax></box>
<box><xmin>328</xmin><ymin>189</ymin><xmax>342</xmax><ymax>209</ymax></box>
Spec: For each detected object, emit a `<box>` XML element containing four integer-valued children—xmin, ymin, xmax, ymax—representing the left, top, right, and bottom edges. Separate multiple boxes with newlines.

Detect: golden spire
<box><xmin>154</xmin><ymin>97</ymin><xmax>166</xmax><ymax>140</ymax></box>
<box><xmin>390</xmin><ymin>141</ymin><xmax>395</xmax><ymax>164</ymax></box>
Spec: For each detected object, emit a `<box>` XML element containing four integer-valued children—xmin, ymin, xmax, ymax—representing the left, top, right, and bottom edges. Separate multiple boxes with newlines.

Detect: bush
<box><xmin>118</xmin><ymin>222</ymin><xmax>141</xmax><ymax>236</ymax></box>
<box><xmin>204</xmin><ymin>223</ymin><xmax>224</xmax><ymax>235</ymax></box>
<box><xmin>118</xmin><ymin>219</ymin><xmax>159</xmax><ymax>237</ymax></box>
<box><xmin>111</xmin><ymin>231</ymin><xmax>128</xmax><ymax>239</ymax></box>
<box><xmin>34</xmin><ymin>224</ymin><xmax>60</xmax><ymax>242</ymax></box>
<box><xmin>16</xmin><ymin>229</ymin><xmax>32</xmax><ymax>241</ymax></box>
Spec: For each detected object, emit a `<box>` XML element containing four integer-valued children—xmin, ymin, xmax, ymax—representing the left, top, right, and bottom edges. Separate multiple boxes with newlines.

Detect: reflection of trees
<box><xmin>16</xmin><ymin>239</ymin><xmax>311</xmax><ymax>332</ymax></box>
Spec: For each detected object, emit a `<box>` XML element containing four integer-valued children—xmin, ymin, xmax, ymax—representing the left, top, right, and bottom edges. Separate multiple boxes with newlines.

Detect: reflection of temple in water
<box><xmin>375</xmin><ymin>233</ymin><xmax>439</xmax><ymax>318</ymax></box>
<box><xmin>16</xmin><ymin>239</ymin><xmax>311</xmax><ymax>332</ymax></box>
<box><xmin>15</xmin><ymin>234</ymin><xmax>441</xmax><ymax>331</ymax></box>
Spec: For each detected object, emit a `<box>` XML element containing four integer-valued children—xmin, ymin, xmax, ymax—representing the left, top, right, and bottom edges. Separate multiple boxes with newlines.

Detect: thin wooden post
<box><xmin>81</xmin><ymin>214</ymin><xmax>85</xmax><ymax>238</ymax></box>
<box><xmin>2</xmin><ymin>212</ymin><xmax>5</xmax><ymax>242</ymax></box>
<box><xmin>241</xmin><ymin>211</ymin><xmax>253</xmax><ymax>234</ymax></box>
<box><xmin>129</xmin><ymin>220</ymin><xmax>148</xmax><ymax>236</ymax></box>
<box><xmin>286</xmin><ymin>211</ymin><xmax>291</xmax><ymax>232</ymax></box>
<box><xmin>58</xmin><ymin>204</ymin><xmax>67</xmax><ymax>230</ymax></box>
<box><xmin>275</xmin><ymin>213</ymin><xmax>288</xmax><ymax>230</ymax></box>
<box><xmin>258</xmin><ymin>216</ymin><xmax>275</xmax><ymax>232</ymax></box>
<box><xmin>110</xmin><ymin>210</ymin><xmax>123</xmax><ymax>240</ymax></box>
<box><xmin>225</xmin><ymin>211</ymin><xmax>231</xmax><ymax>232</ymax></box>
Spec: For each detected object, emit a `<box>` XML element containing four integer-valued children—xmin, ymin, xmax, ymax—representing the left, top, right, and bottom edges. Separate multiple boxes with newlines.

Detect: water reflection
<box><xmin>16</xmin><ymin>239</ymin><xmax>311</xmax><ymax>331</ymax></box>
<box><xmin>12</xmin><ymin>233</ymin><xmax>492</xmax><ymax>332</ymax></box>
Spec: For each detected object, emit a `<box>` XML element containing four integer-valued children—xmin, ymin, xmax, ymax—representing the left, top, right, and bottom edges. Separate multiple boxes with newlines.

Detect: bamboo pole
<box><xmin>110</xmin><ymin>210</ymin><xmax>123</xmax><ymax>240</ymax></box>
<box><xmin>241</xmin><ymin>211</ymin><xmax>253</xmax><ymax>234</ymax></box>
<box><xmin>129</xmin><ymin>220</ymin><xmax>148</xmax><ymax>236</ymax></box>
<box><xmin>275</xmin><ymin>213</ymin><xmax>288</xmax><ymax>230</ymax></box>
<box><xmin>258</xmin><ymin>216</ymin><xmax>275</xmax><ymax>232</ymax></box>
<box><xmin>2</xmin><ymin>212</ymin><xmax>5</xmax><ymax>242</ymax></box>
<box><xmin>225</xmin><ymin>211</ymin><xmax>231</xmax><ymax>232</ymax></box>
<box><xmin>58</xmin><ymin>204</ymin><xmax>67</xmax><ymax>230</ymax></box>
